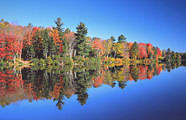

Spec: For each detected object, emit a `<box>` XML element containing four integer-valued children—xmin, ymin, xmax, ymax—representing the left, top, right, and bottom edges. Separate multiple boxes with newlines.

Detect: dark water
<box><xmin>0</xmin><ymin>64</ymin><xmax>186</xmax><ymax>120</ymax></box>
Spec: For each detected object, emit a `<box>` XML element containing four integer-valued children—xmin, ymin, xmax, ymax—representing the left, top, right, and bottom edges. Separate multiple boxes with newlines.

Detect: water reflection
<box><xmin>0</xmin><ymin>62</ymin><xmax>185</xmax><ymax>110</ymax></box>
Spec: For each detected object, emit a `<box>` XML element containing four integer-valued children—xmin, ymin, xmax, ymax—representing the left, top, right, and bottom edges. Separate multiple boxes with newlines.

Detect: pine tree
<box><xmin>152</xmin><ymin>47</ymin><xmax>158</xmax><ymax>59</ymax></box>
<box><xmin>53</xmin><ymin>17</ymin><xmax>67</xmax><ymax>56</ymax></box>
<box><xmin>75</xmin><ymin>22</ymin><xmax>91</xmax><ymax>57</ymax></box>
<box><xmin>118</xmin><ymin>34</ymin><xmax>126</xmax><ymax>43</ymax></box>
<box><xmin>42</xmin><ymin>29</ymin><xmax>50</xmax><ymax>59</ymax></box>
<box><xmin>130</xmin><ymin>42</ymin><xmax>139</xmax><ymax>59</ymax></box>
<box><xmin>53</xmin><ymin>17</ymin><xmax>64</xmax><ymax>35</ymax></box>
<box><xmin>64</xmin><ymin>28</ymin><xmax>71</xmax><ymax>33</ymax></box>
<box><xmin>110</xmin><ymin>36</ymin><xmax>116</xmax><ymax>42</ymax></box>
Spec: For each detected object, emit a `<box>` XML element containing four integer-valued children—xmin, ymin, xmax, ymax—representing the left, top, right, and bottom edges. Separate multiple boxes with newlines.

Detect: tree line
<box><xmin>0</xmin><ymin>18</ymin><xmax>184</xmax><ymax>65</ymax></box>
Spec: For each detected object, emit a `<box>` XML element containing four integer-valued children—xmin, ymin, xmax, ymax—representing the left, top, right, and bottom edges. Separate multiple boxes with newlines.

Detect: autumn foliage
<box><xmin>92</xmin><ymin>38</ymin><xmax>105</xmax><ymax>57</ymax></box>
<box><xmin>0</xmin><ymin>22</ymin><xmax>62</xmax><ymax>61</ymax></box>
<box><xmin>0</xmin><ymin>63</ymin><xmax>166</xmax><ymax>108</ymax></box>
<box><xmin>0</xmin><ymin>19</ymin><xmax>163</xmax><ymax>63</ymax></box>
<box><xmin>138</xmin><ymin>43</ymin><xmax>148</xmax><ymax>59</ymax></box>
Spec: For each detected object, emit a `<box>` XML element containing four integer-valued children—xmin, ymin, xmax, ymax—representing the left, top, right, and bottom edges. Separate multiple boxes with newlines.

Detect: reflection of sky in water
<box><xmin>0</xmin><ymin>67</ymin><xmax>186</xmax><ymax>120</ymax></box>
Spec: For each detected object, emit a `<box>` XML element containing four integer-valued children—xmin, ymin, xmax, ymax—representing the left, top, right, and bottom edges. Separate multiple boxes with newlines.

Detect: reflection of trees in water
<box><xmin>55</xmin><ymin>91</ymin><xmax>65</xmax><ymax>110</ymax></box>
<box><xmin>130</xmin><ymin>65</ymin><xmax>139</xmax><ymax>81</ymax></box>
<box><xmin>0</xmin><ymin>62</ymin><xmax>185</xmax><ymax>110</ymax></box>
<box><xmin>118</xmin><ymin>81</ymin><xmax>127</xmax><ymax>89</ymax></box>
<box><xmin>75</xmin><ymin>71</ymin><xmax>91</xmax><ymax>105</ymax></box>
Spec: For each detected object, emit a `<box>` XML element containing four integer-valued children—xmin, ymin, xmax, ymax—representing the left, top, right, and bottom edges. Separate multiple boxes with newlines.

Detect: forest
<box><xmin>0</xmin><ymin>18</ymin><xmax>184</xmax><ymax>68</ymax></box>
<box><xmin>0</xmin><ymin>18</ymin><xmax>186</xmax><ymax>110</ymax></box>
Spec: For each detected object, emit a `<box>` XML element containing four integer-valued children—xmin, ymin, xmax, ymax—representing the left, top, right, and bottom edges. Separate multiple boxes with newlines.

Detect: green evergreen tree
<box><xmin>110</xmin><ymin>36</ymin><xmax>116</xmax><ymax>42</ymax></box>
<box><xmin>118</xmin><ymin>34</ymin><xmax>127</xmax><ymax>43</ymax></box>
<box><xmin>64</xmin><ymin>28</ymin><xmax>71</xmax><ymax>33</ymax></box>
<box><xmin>152</xmin><ymin>47</ymin><xmax>158</xmax><ymax>59</ymax></box>
<box><xmin>53</xmin><ymin>17</ymin><xmax>68</xmax><ymax>56</ymax></box>
<box><xmin>130</xmin><ymin>42</ymin><xmax>139</xmax><ymax>59</ymax></box>
<box><xmin>53</xmin><ymin>17</ymin><xmax>64</xmax><ymax>35</ymax></box>
<box><xmin>75</xmin><ymin>22</ymin><xmax>91</xmax><ymax>57</ymax></box>
<box><xmin>33</xmin><ymin>31</ymin><xmax>43</xmax><ymax>59</ymax></box>
<box><xmin>41</xmin><ymin>29</ymin><xmax>50</xmax><ymax>59</ymax></box>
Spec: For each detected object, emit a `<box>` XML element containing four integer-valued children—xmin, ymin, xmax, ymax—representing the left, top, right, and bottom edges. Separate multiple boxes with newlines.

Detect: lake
<box><xmin>0</xmin><ymin>63</ymin><xmax>186</xmax><ymax>120</ymax></box>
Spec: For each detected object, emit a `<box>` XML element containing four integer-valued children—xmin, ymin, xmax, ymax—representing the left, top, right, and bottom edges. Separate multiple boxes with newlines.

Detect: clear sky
<box><xmin>0</xmin><ymin>0</ymin><xmax>186</xmax><ymax>52</ymax></box>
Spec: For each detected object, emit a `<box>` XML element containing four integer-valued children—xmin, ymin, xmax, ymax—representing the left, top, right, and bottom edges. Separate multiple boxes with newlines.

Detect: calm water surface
<box><xmin>0</xmin><ymin>64</ymin><xmax>186</xmax><ymax>120</ymax></box>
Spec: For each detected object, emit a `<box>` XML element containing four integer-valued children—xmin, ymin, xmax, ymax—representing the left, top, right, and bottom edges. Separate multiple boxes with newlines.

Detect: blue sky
<box><xmin>0</xmin><ymin>0</ymin><xmax>186</xmax><ymax>52</ymax></box>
